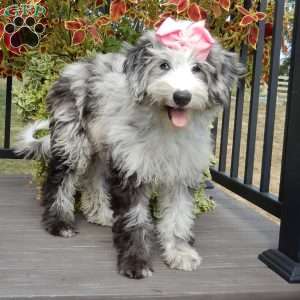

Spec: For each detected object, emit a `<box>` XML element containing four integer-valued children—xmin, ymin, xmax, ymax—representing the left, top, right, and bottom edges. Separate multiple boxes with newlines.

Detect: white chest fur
<box><xmin>101</xmin><ymin>101</ymin><xmax>213</xmax><ymax>187</ymax></box>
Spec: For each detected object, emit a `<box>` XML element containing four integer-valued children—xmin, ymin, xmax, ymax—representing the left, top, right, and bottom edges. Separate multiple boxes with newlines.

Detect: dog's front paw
<box><xmin>44</xmin><ymin>220</ymin><xmax>77</xmax><ymax>238</ymax></box>
<box><xmin>58</xmin><ymin>227</ymin><xmax>77</xmax><ymax>238</ymax></box>
<box><xmin>163</xmin><ymin>243</ymin><xmax>202</xmax><ymax>271</ymax></box>
<box><xmin>119</xmin><ymin>256</ymin><xmax>153</xmax><ymax>279</ymax></box>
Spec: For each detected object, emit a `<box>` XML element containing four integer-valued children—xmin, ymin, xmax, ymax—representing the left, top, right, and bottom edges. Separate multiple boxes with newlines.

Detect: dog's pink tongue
<box><xmin>168</xmin><ymin>108</ymin><xmax>188</xmax><ymax>128</ymax></box>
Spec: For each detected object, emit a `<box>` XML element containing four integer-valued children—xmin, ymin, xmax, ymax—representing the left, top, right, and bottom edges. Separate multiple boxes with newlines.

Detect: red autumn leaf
<box><xmin>95</xmin><ymin>16</ymin><xmax>111</xmax><ymax>26</ymax></box>
<box><xmin>72</xmin><ymin>30</ymin><xmax>86</xmax><ymax>45</ymax></box>
<box><xmin>177</xmin><ymin>0</ymin><xmax>189</xmax><ymax>14</ymax></box>
<box><xmin>154</xmin><ymin>17</ymin><xmax>166</xmax><ymax>29</ymax></box>
<box><xmin>75</xmin><ymin>18</ymin><xmax>87</xmax><ymax>26</ymax></box>
<box><xmin>255</xmin><ymin>11</ymin><xmax>266</xmax><ymax>21</ymax></box>
<box><xmin>219</xmin><ymin>0</ymin><xmax>230</xmax><ymax>11</ymax></box>
<box><xmin>264</xmin><ymin>22</ymin><xmax>273</xmax><ymax>39</ymax></box>
<box><xmin>87</xmin><ymin>25</ymin><xmax>102</xmax><ymax>43</ymax></box>
<box><xmin>95</xmin><ymin>0</ymin><xmax>104</xmax><ymax>6</ymax></box>
<box><xmin>188</xmin><ymin>3</ymin><xmax>202</xmax><ymax>21</ymax></box>
<box><xmin>200</xmin><ymin>9</ymin><xmax>208</xmax><ymax>19</ymax></box>
<box><xmin>240</xmin><ymin>14</ymin><xmax>257</xmax><ymax>26</ymax></box>
<box><xmin>4</xmin><ymin>34</ymin><xmax>13</xmax><ymax>52</ymax></box>
<box><xmin>0</xmin><ymin>49</ymin><xmax>3</xmax><ymax>64</ymax></box>
<box><xmin>154</xmin><ymin>10</ymin><xmax>176</xmax><ymax>28</ymax></box>
<box><xmin>159</xmin><ymin>11</ymin><xmax>174</xmax><ymax>19</ymax></box>
<box><xmin>0</xmin><ymin>22</ymin><xmax>4</xmax><ymax>40</ymax></box>
<box><xmin>64</xmin><ymin>21</ymin><xmax>83</xmax><ymax>31</ymax></box>
<box><xmin>110</xmin><ymin>0</ymin><xmax>127</xmax><ymax>21</ymax></box>
<box><xmin>236</xmin><ymin>5</ymin><xmax>250</xmax><ymax>16</ymax></box>
<box><xmin>248</xmin><ymin>25</ymin><xmax>259</xmax><ymax>49</ymax></box>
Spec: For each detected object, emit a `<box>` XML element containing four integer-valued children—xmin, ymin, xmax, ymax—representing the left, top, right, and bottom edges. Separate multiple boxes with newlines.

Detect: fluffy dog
<box><xmin>17</xmin><ymin>19</ymin><xmax>244</xmax><ymax>279</ymax></box>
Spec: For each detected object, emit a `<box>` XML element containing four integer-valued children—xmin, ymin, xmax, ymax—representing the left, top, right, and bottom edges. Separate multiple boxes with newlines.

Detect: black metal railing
<box><xmin>211</xmin><ymin>0</ymin><xmax>300</xmax><ymax>282</ymax></box>
<box><xmin>211</xmin><ymin>0</ymin><xmax>281</xmax><ymax>217</ymax></box>
<box><xmin>259</xmin><ymin>0</ymin><xmax>300</xmax><ymax>283</ymax></box>
<box><xmin>0</xmin><ymin>0</ymin><xmax>299</xmax><ymax>283</ymax></box>
<box><xmin>0</xmin><ymin>76</ymin><xmax>18</xmax><ymax>159</ymax></box>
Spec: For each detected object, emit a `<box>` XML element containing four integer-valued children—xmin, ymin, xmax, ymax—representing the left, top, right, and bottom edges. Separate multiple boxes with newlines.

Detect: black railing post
<box><xmin>4</xmin><ymin>76</ymin><xmax>12</xmax><ymax>149</ymax></box>
<box><xmin>244</xmin><ymin>0</ymin><xmax>267</xmax><ymax>185</ymax></box>
<box><xmin>260</xmin><ymin>0</ymin><xmax>285</xmax><ymax>193</ymax></box>
<box><xmin>259</xmin><ymin>0</ymin><xmax>300</xmax><ymax>283</ymax></box>
<box><xmin>0</xmin><ymin>76</ymin><xmax>20</xmax><ymax>159</ymax></box>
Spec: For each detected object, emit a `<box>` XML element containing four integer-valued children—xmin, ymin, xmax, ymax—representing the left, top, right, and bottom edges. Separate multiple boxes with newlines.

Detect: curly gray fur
<box><xmin>16</xmin><ymin>30</ymin><xmax>245</xmax><ymax>278</ymax></box>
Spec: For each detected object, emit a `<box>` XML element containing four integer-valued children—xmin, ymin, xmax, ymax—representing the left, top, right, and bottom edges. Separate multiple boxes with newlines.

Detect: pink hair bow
<box><xmin>155</xmin><ymin>17</ymin><xmax>215</xmax><ymax>61</ymax></box>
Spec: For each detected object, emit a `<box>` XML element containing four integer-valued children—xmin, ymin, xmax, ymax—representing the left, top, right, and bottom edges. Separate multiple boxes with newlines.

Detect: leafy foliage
<box><xmin>13</xmin><ymin>53</ymin><xmax>64</xmax><ymax>121</ymax></box>
<box><xmin>150</xmin><ymin>170</ymin><xmax>216</xmax><ymax>219</ymax></box>
<box><xmin>0</xmin><ymin>0</ymin><xmax>293</xmax><ymax>80</ymax></box>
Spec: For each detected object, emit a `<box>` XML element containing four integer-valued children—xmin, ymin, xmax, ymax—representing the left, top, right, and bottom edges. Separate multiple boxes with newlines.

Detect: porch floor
<box><xmin>1</xmin><ymin>176</ymin><xmax>300</xmax><ymax>300</ymax></box>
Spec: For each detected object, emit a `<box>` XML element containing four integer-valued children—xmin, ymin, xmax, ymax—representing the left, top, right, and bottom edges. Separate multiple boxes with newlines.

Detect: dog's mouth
<box><xmin>166</xmin><ymin>106</ymin><xmax>188</xmax><ymax>128</ymax></box>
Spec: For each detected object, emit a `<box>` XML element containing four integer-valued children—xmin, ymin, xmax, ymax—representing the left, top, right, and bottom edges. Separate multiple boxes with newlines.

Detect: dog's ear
<box><xmin>205</xmin><ymin>43</ymin><xmax>246</xmax><ymax>106</ymax></box>
<box><xmin>123</xmin><ymin>34</ymin><xmax>154</xmax><ymax>102</ymax></box>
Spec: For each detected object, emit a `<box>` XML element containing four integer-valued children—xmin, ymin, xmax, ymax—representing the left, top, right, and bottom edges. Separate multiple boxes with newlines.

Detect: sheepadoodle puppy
<box><xmin>17</xmin><ymin>18</ymin><xmax>244</xmax><ymax>279</ymax></box>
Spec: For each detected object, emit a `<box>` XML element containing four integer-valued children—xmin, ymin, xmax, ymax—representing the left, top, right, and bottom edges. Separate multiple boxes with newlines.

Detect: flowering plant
<box><xmin>0</xmin><ymin>0</ymin><xmax>292</xmax><ymax>81</ymax></box>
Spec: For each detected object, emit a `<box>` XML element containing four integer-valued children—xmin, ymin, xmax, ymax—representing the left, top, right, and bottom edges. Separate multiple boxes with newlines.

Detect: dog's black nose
<box><xmin>173</xmin><ymin>90</ymin><xmax>192</xmax><ymax>107</ymax></box>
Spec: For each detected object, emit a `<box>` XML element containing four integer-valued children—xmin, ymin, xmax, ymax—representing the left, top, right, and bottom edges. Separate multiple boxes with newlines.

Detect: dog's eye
<box><xmin>160</xmin><ymin>62</ymin><xmax>171</xmax><ymax>71</ymax></box>
<box><xmin>192</xmin><ymin>64</ymin><xmax>202</xmax><ymax>73</ymax></box>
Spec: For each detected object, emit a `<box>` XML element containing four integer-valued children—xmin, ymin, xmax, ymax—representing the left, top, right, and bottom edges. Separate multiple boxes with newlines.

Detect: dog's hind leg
<box><xmin>81</xmin><ymin>159</ymin><xmax>113</xmax><ymax>226</ymax></box>
<box><xmin>157</xmin><ymin>185</ymin><xmax>202</xmax><ymax>271</ymax></box>
<box><xmin>42</xmin><ymin>160</ymin><xmax>78</xmax><ymax>237</ymax></box>
<box><xmin>109</xmin><ymin>170</ymin><xmax>153</xmax><ymax>279</ymax></box>
<box><xmin>42</xmin><ymin>125</ymin><xmax>91</xmax><ymax>237</ymax></box>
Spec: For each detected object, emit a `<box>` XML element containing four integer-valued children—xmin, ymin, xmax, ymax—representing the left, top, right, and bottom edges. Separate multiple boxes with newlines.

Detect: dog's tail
<box><xmin>15</xmin><ymin>120</ymin><xmax>51</xmax><ymax>160</ymax></box>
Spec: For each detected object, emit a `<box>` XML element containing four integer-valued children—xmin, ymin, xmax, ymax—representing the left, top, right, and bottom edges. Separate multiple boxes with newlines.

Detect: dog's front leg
<box><xmin>157</xmin><ymin>184</ymin><xmax>202</xmax><ymax>271</ymax></box>
<box><xmin>109</xmin><ymin>173</ymin><xmax>153</xmax><ymax>279</ymax></box>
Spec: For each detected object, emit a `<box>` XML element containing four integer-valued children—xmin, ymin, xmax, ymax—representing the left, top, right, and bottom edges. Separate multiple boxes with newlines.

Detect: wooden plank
<box><xmin>0</xmin><ymin>176</ymin><xmax>300</xmax><ymax>300</ymax></box>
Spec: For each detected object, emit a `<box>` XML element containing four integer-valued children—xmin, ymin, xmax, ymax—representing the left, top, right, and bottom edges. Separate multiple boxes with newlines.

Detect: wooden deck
<box><xmin>1</xmin><ymin>176</ymin><xmax>300</xmax><ymax>299</ymax></box>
